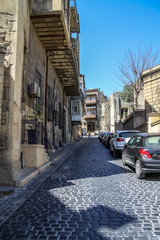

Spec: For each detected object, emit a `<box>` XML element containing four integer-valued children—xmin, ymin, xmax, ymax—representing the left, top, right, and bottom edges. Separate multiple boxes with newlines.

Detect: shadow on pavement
<box><xmin>0</xmin><ymin>182</ymin><xmax>134</xmax><ymax>239</ymax></box>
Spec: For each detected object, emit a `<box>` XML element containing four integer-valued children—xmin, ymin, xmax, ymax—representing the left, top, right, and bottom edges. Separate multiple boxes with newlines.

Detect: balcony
<box><xmin>85</xmin><ymin>99</ymin><xmax>97</xmax><ymax>105</ymax></box>
<box><xmin>71</xmin><ymin>99</ymin><xmax>82</xmax><ymax>124</ymax></box>
<box><xmin>31</xmin><ymin>0</ymin><xmax>80</xmax><ymax>96</ymax></box>
<box><xmin>70</xmin><ymin>0</ymin><xmax>80</xmax><ymax>33</ymax></box>
<box><xmin>86</xmin><ymin>92</ymin><xmax>98</xmax><ymax>96</ymax></box>
<box><xmin>72</xmin><ymin>115</ymin><xmax>82</xmax><ymax>124</ymax></box>
<box><xmin>84</xmin><ymin>115</ymin><xmax>97</xmax><ymax>120</ymax></box>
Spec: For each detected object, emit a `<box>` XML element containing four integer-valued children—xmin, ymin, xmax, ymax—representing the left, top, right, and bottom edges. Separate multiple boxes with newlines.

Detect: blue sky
<box><xmin>76</xmin><ymin>0</ymin><xmax>160</xmax><ymax>97</ymax></box>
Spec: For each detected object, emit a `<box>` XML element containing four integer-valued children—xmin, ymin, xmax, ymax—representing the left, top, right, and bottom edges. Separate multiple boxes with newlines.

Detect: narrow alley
<box><xmin>1</xmin><ymin>138</ymin><xmax>160</xmax><ymax>240</ymax></box>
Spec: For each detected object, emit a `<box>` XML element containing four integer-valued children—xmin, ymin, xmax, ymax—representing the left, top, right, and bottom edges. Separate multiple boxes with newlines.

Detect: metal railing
<box><xmin>21</xmin><ymin>119</ymin><xmax>46</xmax><ymax>146</ymax></box>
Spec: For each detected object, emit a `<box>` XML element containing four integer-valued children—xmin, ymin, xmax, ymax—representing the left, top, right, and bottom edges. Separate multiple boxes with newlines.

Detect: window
<box><xmin>92</xmin><ymin>109</ymin><xmax>96</xmax><ymax>115</ymax></box>
<box><xmin>119</xmin><ymin>132</ymin><xmax>138</xmax><ymax>138</ymax></box>
<box><xmin>135</xmin><ymin>136</ymin><xmax>142</xmax><ymax>146</ymax></box>
<box><xmin>86</xmin><ymin>110</ymin><xmax>90</xmax><ymax>115</ymax></box>
<box><xmin>121</xmin><ymin>108</ymin><xmax>128</xmax><ymax>119</ymax></box>
<box><xmin>47</xmin><ymin>102</ymin><xmax>52</xmax><ymax>121</ymax></box>
<box><xmin>128</xmin><ymin>136</ymin><xmax>142</xmax><ymax>147</ymax></box>
<box><xmin>128</xmin><ymin>136</ymin><xmax>137</xmax><ymax>146</ymax></box>
<box><xmin>80</xmin><ymin>83</ymin><xmax>83</xmax><ymax>90</ymax></box>
<box><xmin>35</xmin><ymin>68</ymin><xmax>43</xmax><ymax>108</ymax></box>
<box><xmin>144</xmin><ymin>136</ymin><xmax>160</xmax><ymax>147</ymax></box>
<box><xmin>72</xmin><ymin>101</ymin><xmax>80</xmax><ymax>115</ymax></box>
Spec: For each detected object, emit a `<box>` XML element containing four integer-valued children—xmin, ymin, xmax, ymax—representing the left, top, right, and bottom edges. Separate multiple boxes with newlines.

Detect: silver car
<box><xmin>110</xmin><ymin>130</ymin><xmax>140</xmax><ymax>158</ymax></box>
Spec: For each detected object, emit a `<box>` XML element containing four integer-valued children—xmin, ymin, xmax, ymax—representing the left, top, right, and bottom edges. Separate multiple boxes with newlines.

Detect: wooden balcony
<box><xmin>84</xmin><ymin>115</ymin><xmax>97</xmax><ymax>120</ymax></box>
<box><xmin>85</xmin><ymin>99</ymin><xmax>97</xmax><ymax>105</ymax></box>
<box><xmin>31</xmin><ymin>0</ymin><xmax>80</xmax><ymax>96</ymax></box>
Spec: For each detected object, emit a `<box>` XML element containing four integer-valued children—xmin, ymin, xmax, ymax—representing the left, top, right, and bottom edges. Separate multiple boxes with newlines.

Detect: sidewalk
<box><xmin>0</xmin><ymin>140</ymin><xmax>81</xmax><ymax>227</ymax></box>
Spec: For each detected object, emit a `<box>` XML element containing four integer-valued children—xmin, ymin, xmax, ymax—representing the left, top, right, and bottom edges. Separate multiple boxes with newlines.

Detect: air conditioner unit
<box><xmin>29</xmin><ymin>82</ymin><xmax>40</xmax><ymax>98</ymax></box>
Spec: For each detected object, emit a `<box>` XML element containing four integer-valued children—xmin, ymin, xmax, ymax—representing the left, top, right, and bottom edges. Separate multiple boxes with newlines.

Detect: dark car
<box><xmin>101</xmin><ymin>132</ymin><xmax>110</xmax><ymax>144</ymax></box>
<box><xmin>122</xmin><ymin>133</ymin><xmax>160</xmax><ymax>179</ymax></box>
<box><xmin>99</xmin><ymin>132</ymin><xmax>106</xmax><ymax>142</ymax></box>
<box><xmin>104</xmin><ymin>133</ymin><xmax>113</xmax><ymax>148</ymax></box>
<box><xmin>98</xmin><ymin>131</ymin><xmax>103</xmax><ymax>140</ymax></box>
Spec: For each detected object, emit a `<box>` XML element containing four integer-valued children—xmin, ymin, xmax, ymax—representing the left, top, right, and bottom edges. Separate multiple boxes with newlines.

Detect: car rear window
<box><xmin>144</xmin><ymin>136</ymin><xmax>160</xmax><ymax>147</ymax></box>
<box><xmin>119</xmin><ymin>132</ymin><xmax>138</xmax><ymax>138</ymax></box>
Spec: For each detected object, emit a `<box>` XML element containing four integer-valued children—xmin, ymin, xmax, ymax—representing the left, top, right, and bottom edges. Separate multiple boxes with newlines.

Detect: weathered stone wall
<box><xmin>123</xmin><ymin>110</ymin><xmax>146</xmax><ymax>131</ymax></box>
<box><xmin>0</xmin><ymin>0</ymin><xmax>32</xmax><ymax>184</ymax></box>
<box><xmin>0</xmin><ymin>1</ymin><xmax>19</xmax><ymax>184</ymax></box>
<box><xmin>143</xmin><ymin>70</ymin><xmax>160</xmax><ymax>114</ymax></box>
<box><xmin>142</xmin><ymin>65</ymin><xmax>160</xmax><ymax>132</ymax></box>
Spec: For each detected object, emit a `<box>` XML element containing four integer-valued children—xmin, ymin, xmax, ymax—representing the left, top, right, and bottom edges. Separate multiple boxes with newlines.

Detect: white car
<box><xmin>109</xmin><ymin>130</ymin><xmax>140</xmax><ymax>158</ymax></box>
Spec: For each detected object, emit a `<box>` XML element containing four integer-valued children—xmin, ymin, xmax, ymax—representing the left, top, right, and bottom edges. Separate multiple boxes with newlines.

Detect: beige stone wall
<box><xmin>0</xmin><ymin>0</ymin><xmax>25</xmax><ymax>184</ymax></box>
<box><xmin>142</xmin><ymin>65</ymin><xmax>160</xmax><ymax>133</ymax></box>
<box><xmin>147</xmin><ymin>113</ymin><xmax>160</xmax><ymax>133</ymax></box>
<box><xmin>144</xmin><ymin>73</ymin><xmax>160</xmax><ymax>115</ymax></box>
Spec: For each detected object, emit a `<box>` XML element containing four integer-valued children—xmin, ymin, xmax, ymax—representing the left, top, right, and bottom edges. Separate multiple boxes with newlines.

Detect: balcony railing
<box><xmin>85</xmin><ymin>99</ymin><xmax>97</xmax><ymax>105</ymax></box>
<box><xmin>84</xmin><ymin>115</ymin><xmax>97</xmax><ymax>119</ymax></box>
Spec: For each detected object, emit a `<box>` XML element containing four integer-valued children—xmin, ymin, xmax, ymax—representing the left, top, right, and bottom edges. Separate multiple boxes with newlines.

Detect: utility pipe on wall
<box><xmin>44</xmin><ymin>51</ymin><xmax>49</xmax><ymax>150</ymax></box>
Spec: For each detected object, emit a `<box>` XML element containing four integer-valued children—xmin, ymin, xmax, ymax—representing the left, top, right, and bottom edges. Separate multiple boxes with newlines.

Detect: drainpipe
<box><xmin>62</xmin><ymin>87</ymin><xmax>65</xmax><ymax>143</ymax></box>
<box><xmin>44</xmin><ymin>51</ymin><xmax>49</xmax><ymax>150</ymax></box>
<box><xmin>53</xmin><ymin>79</ymin><xmax>56</xmax><ymax>145</ymax></box>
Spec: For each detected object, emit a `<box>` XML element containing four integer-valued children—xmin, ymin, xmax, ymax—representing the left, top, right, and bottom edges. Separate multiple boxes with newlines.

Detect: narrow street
<box><xmin>1</xmin><ymin>138</ymin><xmax>160</xmax><ymax>240</ymax></box>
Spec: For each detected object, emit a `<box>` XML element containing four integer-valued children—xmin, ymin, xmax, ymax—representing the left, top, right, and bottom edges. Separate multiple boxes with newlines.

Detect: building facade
<box><xmin>82</xmin><ymin>89</ymin><xmax>108</xmax><ymax>134</ymax></box>
<box><xmin>123</xmin><ymin>65</ymin><xmax>160</xmax><ymax>132</ymax></box>
<box><xmin>0</xmin><ymin>0</ymin><xmax>81</xmax><ymax>186</ymax></box>
<box><xmin>106</xmin><ymin>92</ymin><xmax>132</xmax><ymax>132</ymax></box>
<box><xmin>142</xmin><ymin>65</ymin><xmax>160</xmax><ymax>133</ymax></box>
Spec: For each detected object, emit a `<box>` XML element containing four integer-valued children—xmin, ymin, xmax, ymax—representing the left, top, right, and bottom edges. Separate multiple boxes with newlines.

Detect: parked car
<box><xmin>98</xmin><ymin>131</ymin><xmax>103</xmax><ymax>140</ymax></box>
<box><xmin>101</xmin><ymin>132</ymin><xmax>110</xmax><ymax>144</ymax></box>
<box><xmin>110</xmin><ymin>130</ymin><xmax>140</xmax><ymax>158</ymax></box>
<box><xmin>99</xmin><ymin>132</ymin><xmax>106</xmax><ymax>142</ymax></box>
<box><xmin>104</xmin><ymin>133</ymin><xmax>113</xmax><ymax>148</ymax></box>
<box><xmin>122</xmin><ymin>133</ymin><xmax>160</xmax><ymax>179</ymax></box>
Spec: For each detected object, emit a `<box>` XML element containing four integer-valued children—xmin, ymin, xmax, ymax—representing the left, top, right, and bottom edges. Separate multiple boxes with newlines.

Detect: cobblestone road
<box><xmin>1</xmin><ymin>138</ymin><xmax>160</xmax><ymax>240</ymax></box>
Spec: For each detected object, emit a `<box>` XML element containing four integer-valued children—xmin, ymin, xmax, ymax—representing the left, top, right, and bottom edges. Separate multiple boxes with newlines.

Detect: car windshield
<box><xmin>119</xmin><ymin>132</ymin><xmax>138</xmax><ymax>138</ymax></box>
<box><xmin>143</xmin><ymin>136</ymin><xmax>160</xmax><ymax>147</ymax></box>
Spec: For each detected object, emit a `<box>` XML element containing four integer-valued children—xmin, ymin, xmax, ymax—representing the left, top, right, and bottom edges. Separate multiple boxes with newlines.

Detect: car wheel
<box><xmin>122</xmin><ymin>154</ymin><xmax>126</xmax><ymax>166</ymax></box>
<box><xmin>113</xmin><ymin>147</ymin><xmax>118</xmax><ymax>158</ymax></box>
<box><xmin>135</xmin><ymin>160</ymin><xmax>145</xmax><ymax>179</ymax></box>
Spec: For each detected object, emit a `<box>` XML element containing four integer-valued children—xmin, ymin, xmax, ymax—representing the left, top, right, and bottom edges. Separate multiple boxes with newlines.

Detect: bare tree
<box><xmin>119</xmin><ymin>46</ymin><xmax>159</xmax><ymax>109</ymax></box>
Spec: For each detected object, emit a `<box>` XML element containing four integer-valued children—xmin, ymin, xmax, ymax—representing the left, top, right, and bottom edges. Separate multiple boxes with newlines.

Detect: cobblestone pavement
<box><xmin>1</xmin><ymin>138</ymin><xmax>160</xmax><ymax>240</ymax></box>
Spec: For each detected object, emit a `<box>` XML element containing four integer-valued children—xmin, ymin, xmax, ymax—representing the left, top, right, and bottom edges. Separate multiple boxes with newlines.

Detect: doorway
<box><xmin>87</xmin><ymin>122</ymin><xmax>95</xmax><ymax>132</ymax></box>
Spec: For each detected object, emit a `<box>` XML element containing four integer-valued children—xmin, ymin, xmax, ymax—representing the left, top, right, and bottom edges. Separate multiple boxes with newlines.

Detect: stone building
<box><xmin>82</xmin><ymin>89</ymin><xmax>108</xmax><ymax>134</ymax></box>
<box><xmin>106</xmin><ymin>92</ymin><xmax>132</xmax><ymax>132</ymax></box>
<box><xmin>142</xmin><ymin>65</ymin><xmax>160</xmax><ymax>133</ymax></box>
<box><xmin>0</xmin><ymin>0</ymin><xmax>81</xmax><ymax>186</ymax></box>
<box><xmin>123</xmin><ymin>65</ymin><xmax>160</xmax><ymax>132</ymax></box>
